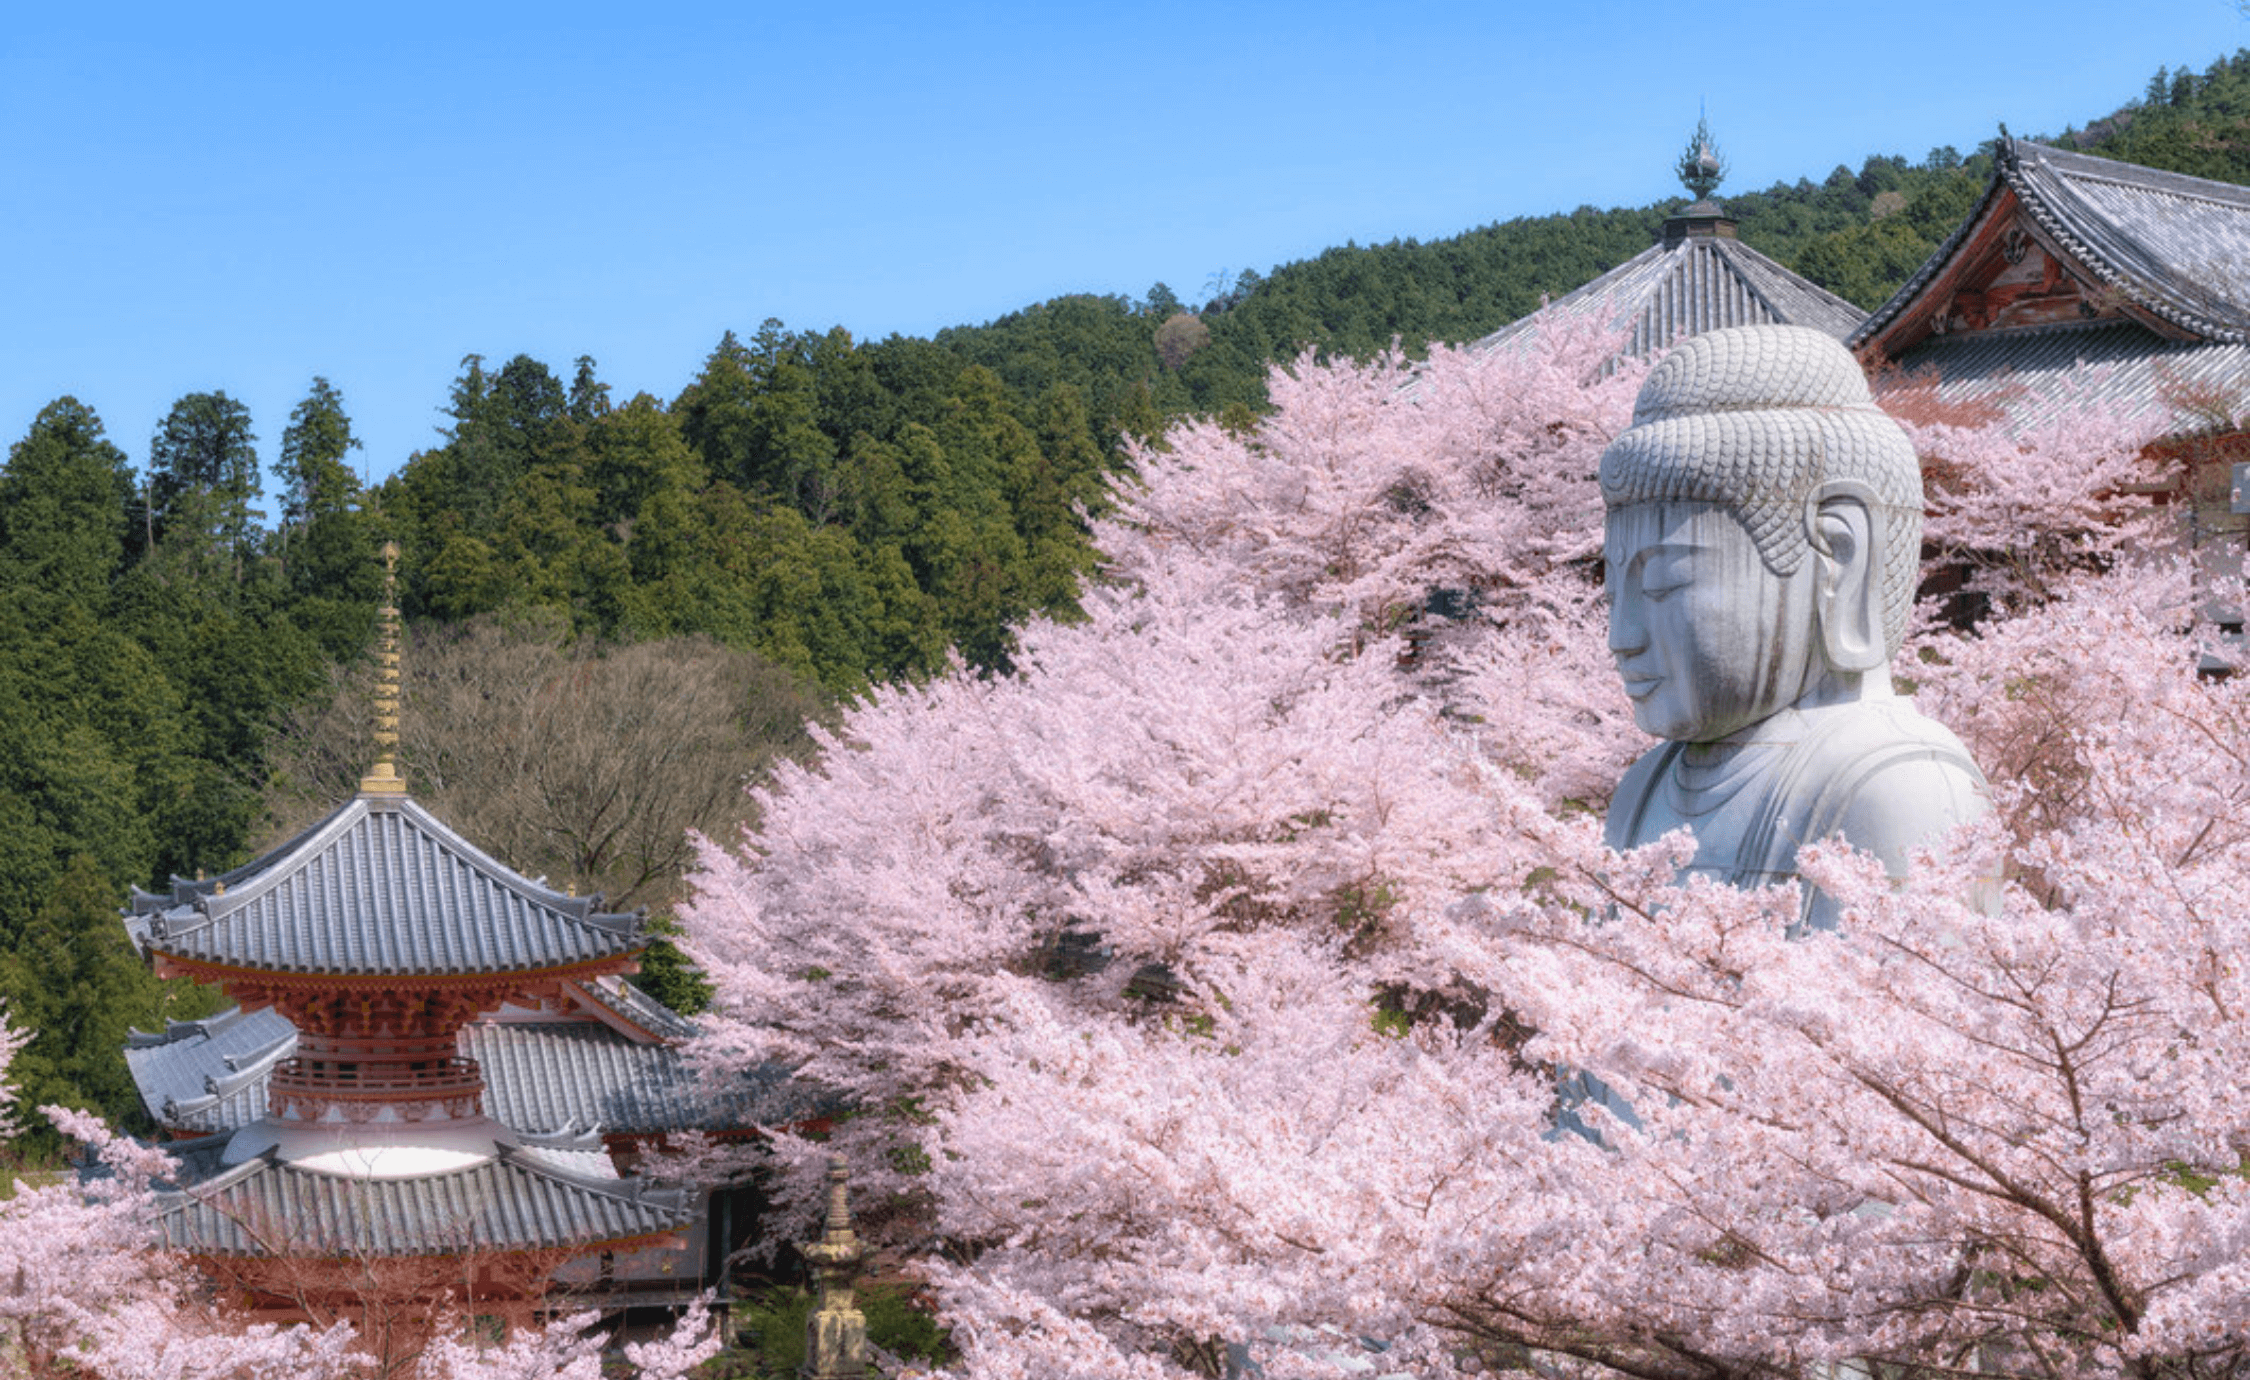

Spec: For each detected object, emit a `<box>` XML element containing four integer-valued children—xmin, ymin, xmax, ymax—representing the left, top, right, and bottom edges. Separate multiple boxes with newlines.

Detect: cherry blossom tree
<box><xmin>1878</xmin><ymin>364</ymin><xmax>2175</xmax><ymax>614</ymax></box>
<box><xmin>680</xmin><ymin>321</ymin><xmax>1641</xmax><ymax>1372</ymax></box>
<box><xmin>681</xmin><ymin>319</ymin><xmax>2250</xmax><ymax>1378</ymax></box>
<box><xmin>681</xmin><ymin>316</ymin><xmax>1644</xmax><ymax>1206</ymax></box>
<box><xmin>1112</xmin><ymin>322</ymin><xmax>1639</xmax><ymax>627</ymax></box>
<box><xmin>1425</xmin><ymin>564</ymin><xmax>2250</xmax><ymax>1377</ymax></box>
<box><xmin>0</xmin><ymin>1055</ymin><xmax>364</xmax><ymax>1379</ymax></box>
<box><xmin>416</xmin><ymin>1300</ymin><xmax>717</xmax><ymax>1380</ymax></box>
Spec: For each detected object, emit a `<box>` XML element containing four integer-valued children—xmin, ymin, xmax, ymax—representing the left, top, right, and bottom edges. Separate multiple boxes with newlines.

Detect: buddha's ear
<box><xmin>1805</xmin><ymin>480</ymin><xmax>1888</xmax><ymax>673</ymax></box>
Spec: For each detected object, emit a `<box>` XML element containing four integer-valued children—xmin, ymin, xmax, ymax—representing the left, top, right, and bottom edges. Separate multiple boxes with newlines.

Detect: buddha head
<box><xmin>1599</xmin><ymin>326</ymin><xmax>1923</xmax><ymax>744</ymax></box>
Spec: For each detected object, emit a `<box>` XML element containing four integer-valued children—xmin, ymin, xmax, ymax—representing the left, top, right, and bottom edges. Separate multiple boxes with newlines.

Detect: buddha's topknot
<box><xmin>1599</xmin><ymin>326</ymin><xmax>1923</xmax><ymax>652</ymax></box>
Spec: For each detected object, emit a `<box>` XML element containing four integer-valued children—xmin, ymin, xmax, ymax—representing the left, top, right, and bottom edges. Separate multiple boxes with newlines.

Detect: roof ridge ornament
<box><xmin>1997</xmin><ymin>123</ymin><xmax>2023</xmax><ymax>174</ymax></box>
<box><xmin>1677</xmin><ymin>110</ymin><xmax>1726</xmax><ymax>202</ymax></box>
<box><xmin>360</xmin><ymin>539</ymin><xmax>408</xmax><ymax>799</ymax></box>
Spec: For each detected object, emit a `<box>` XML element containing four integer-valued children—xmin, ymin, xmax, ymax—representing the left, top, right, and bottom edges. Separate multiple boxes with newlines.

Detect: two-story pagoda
<box><xmin>121</xmin><ymin>567</ymin><xmax>699</xmax><ymax>1323</ymax></box>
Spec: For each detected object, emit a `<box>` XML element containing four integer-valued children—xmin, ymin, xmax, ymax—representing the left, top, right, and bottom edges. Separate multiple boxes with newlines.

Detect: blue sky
<box><xmin>3</xmin><ymin>1</ymin><xmax>2244</xmax><ymax>485</ymax></box>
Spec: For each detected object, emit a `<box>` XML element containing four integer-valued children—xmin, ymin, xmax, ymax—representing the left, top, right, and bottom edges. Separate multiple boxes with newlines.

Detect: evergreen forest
<box><xmin>8</xmin><ymin>51</ymin><xmax>2250</xmax><ymax>1148</ymax></box>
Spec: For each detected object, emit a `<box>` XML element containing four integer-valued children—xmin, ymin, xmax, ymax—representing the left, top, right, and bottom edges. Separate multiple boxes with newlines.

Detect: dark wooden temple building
<box><xmin>1850</xmin><ymin>135</ymin><xmax>2250</xmax><ymax>659</ymax></box>
<box><xmin>1851</xmin><ymin>136</ymin><xmax>2250</xmax><ymax>418</ymax></box>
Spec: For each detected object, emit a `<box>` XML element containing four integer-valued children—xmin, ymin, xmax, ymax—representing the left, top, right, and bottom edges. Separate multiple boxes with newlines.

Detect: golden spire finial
<box><xmin>359</xmin><ymin>540</ymin><xmax>408</xmax><ymax>798</ymax></box>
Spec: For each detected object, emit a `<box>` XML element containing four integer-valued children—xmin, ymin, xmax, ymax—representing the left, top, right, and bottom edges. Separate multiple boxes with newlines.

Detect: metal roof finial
<box><xmin>359</xmin><ymin>539</ymin><xmax>408</xmax><ymax>798</ymax></box>
<box><xmin>1678</xmin><ymin>107</ymin><xmax>1727</xmax><ymax>202</ymax></box>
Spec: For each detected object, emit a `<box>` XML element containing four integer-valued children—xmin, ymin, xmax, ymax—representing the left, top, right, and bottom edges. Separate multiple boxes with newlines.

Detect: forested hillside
<box><xmin>384</xmin><ymin>329</ymin><xmax>1108</xmax><ymax>687</ymax></box>
<box><xmin>6</xmin><ymin>52</ymin><xmax>2249</xmax><ymax>1144</ymax></box>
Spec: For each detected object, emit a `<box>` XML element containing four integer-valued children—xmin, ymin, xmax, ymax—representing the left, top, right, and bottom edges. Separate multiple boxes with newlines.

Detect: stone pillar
<box><xmin>801</xmin><ymin>1156</ymin><xmax>868</xmax><ymax>1380</ymax></box>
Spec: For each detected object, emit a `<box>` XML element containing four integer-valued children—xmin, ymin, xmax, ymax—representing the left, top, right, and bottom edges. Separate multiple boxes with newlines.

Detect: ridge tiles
<box><xmin>1475</xmin><ymin>226</ymin><xmax>1863</xmax><ymax>358</ymax></box>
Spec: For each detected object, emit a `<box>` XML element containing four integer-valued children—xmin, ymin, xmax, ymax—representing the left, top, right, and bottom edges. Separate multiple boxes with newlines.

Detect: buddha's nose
<box><xmin>1608</xmin><ymin>592</ymin><xmax>1646</xmax><ymax>655</ymax></box>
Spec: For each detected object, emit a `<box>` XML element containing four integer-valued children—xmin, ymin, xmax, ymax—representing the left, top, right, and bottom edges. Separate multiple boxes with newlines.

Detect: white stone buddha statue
<box><xmin>1600</xmin><ymin>326</ymin><xmax>1989</xmax><ymax>928</ymax></box>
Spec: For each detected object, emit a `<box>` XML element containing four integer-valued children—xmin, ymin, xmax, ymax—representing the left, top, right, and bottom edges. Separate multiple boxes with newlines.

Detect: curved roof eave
<box><xmin>129</xmin><ymin>795</ymin><xmax>644</xmax><ymax>978</ymax></box>
<box><xmin>2003</xmin><ymin>147</ymin><xmax>2250</xmax><ymax>343</ymax></box>
<box><xmin>154</xmin><ymin>1146</ymin><xmax>695</xmax><ymax>1259</ymax></box>
<box><xmin>1848</xmin><ymin>152</ymin><xmax>2016</xmax><ymax>350</ymax></box>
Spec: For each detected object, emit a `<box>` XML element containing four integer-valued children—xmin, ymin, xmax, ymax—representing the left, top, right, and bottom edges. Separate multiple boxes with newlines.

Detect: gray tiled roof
<box><xmin>1884</xmin><ymin>319</ymin><xmax>2241</xmax><ymax>433</ymax></box>
<box><xmin>123</xmin><ymin>1005</ymin><xmax>298</xmax><ymax>1132</ymax></box>
<box><xmin>123</xmin><ymin>998</ymin><xmax>814</xmax><ymax>1140</ymax></box>
<box><xmin>156</xmin><ymin>1146</ymin><xmax>693</xmax><ymax>1257</ymax></box>
<box><xmin>578</xmin><ymin>974</ymin><xmax>698</xmax><ymax>1040</ymax></box>
<box><xmin>469</xmin><ymin>1020</ymin><xmax>810</xmax><ymax>1135</ymax></box>
<box><xmin>1475</xmin><ymin>231</ymin><xmax>1865</xmax><ymax>359</ymax></box>
<box><xmin>1855</xmin><ymin>138</ymin><xmax>2250</xmax><ymax>350</ymax></box>
<box><xmin>126</xmin><ymin>797</ymin><xmax>643</xmax><ymax>977</ymax></box>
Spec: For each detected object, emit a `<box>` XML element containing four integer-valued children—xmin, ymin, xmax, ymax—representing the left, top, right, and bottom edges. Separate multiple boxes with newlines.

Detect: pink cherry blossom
<box><xmin>673</xmin><ymin>320</ymin><xmax>2250</xmax><ymax>1378</ymax></box>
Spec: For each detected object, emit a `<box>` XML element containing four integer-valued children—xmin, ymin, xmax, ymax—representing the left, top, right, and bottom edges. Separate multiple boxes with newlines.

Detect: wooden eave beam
<box><xmin>1864</xmin><ymin>186</ymin><xmax>2213</xmax><ymax>361</ymax></box>
<box><xmin>2008</xmin><ymin>214</ymin><xmax>2204</xmax><ymax>343</ymax></box>
<box><xmin>560</xmin><ymin>982</ymin><xmax>673</xmax><ymax>1045</ymax></box>
<box><xmin>147</xmin><ymin>952</ymin><xmax>643</xmax><ymax>996</ymax></box>
<box><xmin>187</xmin><ymin>1227</ymin><xmax>684</xmax><ymax>1269</ymax></box>
<box><xmin>1859</xmin><ymin>190</ymin><xmax>2025</xmax><ymax>360</ymax></box>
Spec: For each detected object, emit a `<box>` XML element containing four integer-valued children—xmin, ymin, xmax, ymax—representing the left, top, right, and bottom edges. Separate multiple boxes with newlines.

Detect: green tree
<box><xmin>491</xmin><ymin>458</ymin><xmax>632</xmax><ymax>627</ymax></box>
<box><xmin>0</xmin><ymin>398</ymin><xmax>133</xmax><ymax>611</ymax></box>
<box><xmin>914</xmin><ymin>368</ymin><xmax>1043</xmax><ymax>668</ymax></box>
<box><xmin>0</xmin><ymin>855</ymin><xmax>210</xmax><ymax>1148</ymax></box>
<box><xmin>805</xmin><ymin>326</ymin><xmax>895</xmax><ymax>445</ymax></box>
<box><xmin>1021</xmin><ymin>383</ymin><xmax>1109</xmax><ymax>610</ymax></box>
<box><xmin>675</xmin><ymin>330</ymin><xmax>759</xmax><ymax>479</ymax></box>
<box><xmin>421</xmin><ymin>532</ymin><xmax>507</xmax><ymax>621</ymax></box>
<box><xmin>440</xmin><ymin>353</ymin><xmax>570</xmax><ymax>532</ymax></box>
<box><xmin>568</xmin><ymin>355</ymin><xmax>613</xmax><ymax>424</ymax></box>
<box><xmin>274</xmin><ymin>378</ymin><xmax>377</xmax><ymax>658</ymax></box>
<box><xmin>276</xmin><ymin>376</ymin><xmax>362</xmax><ymax>531</ymax></box>
<box><xmin>146</xmin><ymin>391</ymin><xmax>259</xmax><ymax>585</ymax></box>
<box><xmin>834</xmin><ymin>433</ymin><xmax>918</xmax><ymax>548</ymax></box>
<box><xmin>1791</xmin><ymin>217</ymin><xmax>1944</xmax><ymax>310</ymax></box>
<box><xmin>2089</xmin><ymin>52</ymin><xmax>2250</xmax><ymax>185</ymax></box>
<box><xmin>587</xmin><ymin>393</ymin><xmax>705</xmax><ymax>532</ymax></box>
<box><xmin>676</xmin><ymin>323</ymin><xmax>839</xmax><ymax>520</ymax></box>
<box><xmin>0</xmin><ymin>688</ymin><xmax>152</xmax><ymax>918</ymax></box>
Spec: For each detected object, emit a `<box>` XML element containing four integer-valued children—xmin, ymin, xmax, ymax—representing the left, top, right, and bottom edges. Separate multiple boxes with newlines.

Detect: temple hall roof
<box><xmin>1855</xmin><ymin>137</ymin><xmax>2250</xmax><ymax>357</ymax></box>
<box><xmin>1882</xmin><ymin>320</ymin><xmax>2248</xmax><ymax>433</ymax></box>
<box><xmin>1474</xmin><ymin>206</ymin><xmax>1866</xmax><ymax>359</ymax></box>
<box><xmin>126</xmin><ymin>796</ymin><xmax>644</xmax><ymax>978</ymax></box>
<box><xmin>156</xmin><ymin>1145</ymin><xmax>694</xmax><ymax>1258</ymax></box>
<box><xmin>1845</xmin><ymin>138</ymin><xmax>2250</xmax><ymax>435</ymax></box>
<box><xmin>573</xmin><ymin>972</ymin><xmax>698</xmax><ymax>1041</ymax></box>
<box><xmin>470</xmin><ymin>1019</ymin><xmax>814</xmax><ymax>1135</ymax></box>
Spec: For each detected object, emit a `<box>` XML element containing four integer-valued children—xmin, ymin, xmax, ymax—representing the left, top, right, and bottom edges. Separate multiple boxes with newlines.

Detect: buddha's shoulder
<box><xmin>1603</xmin><ymin>698</ymin><xmax>1989</xmax><ymax>863</ymax></box>
<box><xmin>1793</xmin><ymin>697</ymin><xmax>1990</xmax><ymax>866</ymax></box>
<box><xmin>1797</xmin><ymin>696</ymin><xmax>1984</xmax><ymax>780</ymax></box>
